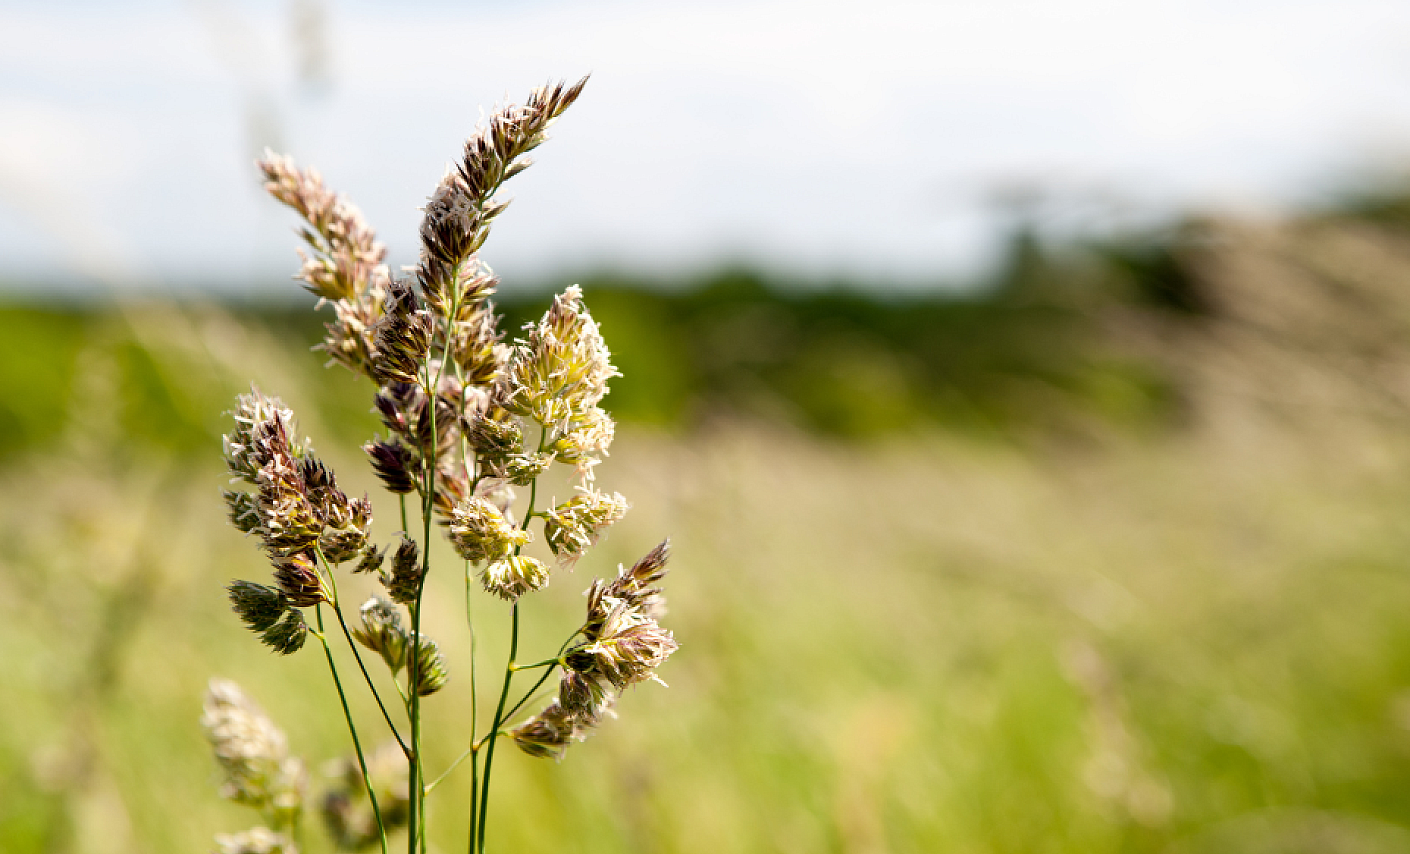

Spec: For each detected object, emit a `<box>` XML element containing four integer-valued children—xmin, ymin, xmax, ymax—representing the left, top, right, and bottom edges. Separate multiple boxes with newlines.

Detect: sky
<box><xmin>4</xmin><ymin>0</ymin><xmax>1410</xmax><ymax>297</ymax></box>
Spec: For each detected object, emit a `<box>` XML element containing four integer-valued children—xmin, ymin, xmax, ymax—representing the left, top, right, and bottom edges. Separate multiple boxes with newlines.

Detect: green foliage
<box><xmin>4</xmin><ymin>338</ymin><xmax>1410</xmax><ymax>851</ymax></box>
<box><xmin>0</xmin><ymin>306</ymin><xmax>89</xmax><ymax>454</ymax></box>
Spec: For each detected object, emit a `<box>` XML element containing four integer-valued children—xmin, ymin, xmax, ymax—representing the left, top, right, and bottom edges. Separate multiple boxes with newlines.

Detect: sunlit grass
<box><xmin>3</xmin><ymin>304</ymin><xmax>1410</xmax><ymax>853</ymax></box>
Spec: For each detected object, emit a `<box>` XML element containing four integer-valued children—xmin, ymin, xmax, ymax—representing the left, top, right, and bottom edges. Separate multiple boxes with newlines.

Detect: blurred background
<box><xmin>8</xmin><ymin>1</ymin><xmax>1410</xmax><ymax>852</ymax></box>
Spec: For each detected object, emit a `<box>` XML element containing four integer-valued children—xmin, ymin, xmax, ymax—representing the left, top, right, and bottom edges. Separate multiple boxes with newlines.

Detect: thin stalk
<box><xmin>400</xmin><ymin>494</ymin><xmax>409</xmax><ymax>533</ymax></box>
<box><xmin>476</xmin><ymin>604</ymin><xmax>519</xmax><ymax>854</ymax></box>
<box><xmin>317</xmin><ymin>604</ymin><xmax>389</xmax><ymax>854</ymax></box>
<box><xmin>331</xmin><ymin>602</ymin><xmax>410</xmax><ymax>755</ymax></box>
<box><xmin>467</xmin><ymin>750</ymin><xmax>479</xmax><ymax>854</ymax></box>
<box><xmin>424</xmin><ymin>742</ymin><xmax>476</xmax><ymax>795</ymax></box>
<box><xmin>464</xmin><ymin>562</ymin><xmax>480</xmax><ymax>852</ymax></box>
<box><xmin>409</xmin><ymin>266</ymin><xmax>465</xmax><ymax>854</ymax></box>
<box><xmin>474</xmin><ymin>451</ymin><xmax>540</xmax><ymax>852</ymax></box>
<box><xmin>502</xmin><ymin>629</ymin><xmax>581</xmax><ymax>722</ymax></box>
<box><xmin>501</xmin><ymin>663</ymin><xmax>558</xmax><ymax>723</ymax></box>
<box><xmin>511</xmin><ymin>657</ymin><xmax>561</xmax><ymax>671</ymax></box>
<box><xmin>409</xmin><ymin>529</ymin><xmax>428</xmax><ymax>854</ymax></box>
<box><xmin>316</xmin><ymin>548</ymin><xmax>410</xmax><ymax>756</ymax></box>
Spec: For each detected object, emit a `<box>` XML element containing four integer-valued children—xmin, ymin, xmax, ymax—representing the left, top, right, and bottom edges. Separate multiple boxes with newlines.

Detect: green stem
<box><xmin>400</xmin><ymin>494</ymin><xmax>409</xmax><ymax>533</ymax></box>
<box><xmin>476</xmin><ymin>604</ymin><xmax>519</xmax><ymax>854</ymax></box>
<box><xmin>331</xmin><ymin>600</ymin><xmax>410</xmax><ymax>756</ymax></box>
<box><xmin>468</xmin><ymin>750</ymin><xmax>479</xmax><ymax>854</ymax></box>
<box><xmin>409</xmin><ymin>266</ymin><xmax>465</xmax><ymax>854</ymax></box>
<box><xmin>464</xmin><ymin>562</ymin><xmax>480</xmax><ymax>853</ymax></box>
<box><xmin>502</xmin><ymin>629</ymin><xmax>582</xmax><ymax>723</ymax></box>
<box><xmin>511</xmin><ymin>657</ymin><xmax>561</xmax><ymax>672</ymax></box>
<box><xmin>316</xmin><ymin>548</ymin><xmax>410</xmax><ymax>756</ymax></box>
<box><xmin>317</xmin><ymin>604</ymin><xmax>389</xmax><ymax>854</ymax></box>
<box><xmin>501</xmin><ymin>663</ymin><xmax>558</xmax><ymax>724</ymax></box>
<box><xmin>424</xmin><ymin>742</ymin><xmax>476</xmax><ymax>795</ymax></box>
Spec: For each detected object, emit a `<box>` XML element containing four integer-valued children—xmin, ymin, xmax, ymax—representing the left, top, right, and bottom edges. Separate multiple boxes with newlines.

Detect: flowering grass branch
<box><xmin>204</xmin><ymin>77</ymin><xmax>680</xmax><ymax>854</ymax></box>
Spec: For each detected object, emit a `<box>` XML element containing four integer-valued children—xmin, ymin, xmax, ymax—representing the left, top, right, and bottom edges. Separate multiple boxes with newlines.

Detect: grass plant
<box><xmin>204</xmin><ymin>78</ymin><xmax>678</xmax><ymax>854</ymax></box>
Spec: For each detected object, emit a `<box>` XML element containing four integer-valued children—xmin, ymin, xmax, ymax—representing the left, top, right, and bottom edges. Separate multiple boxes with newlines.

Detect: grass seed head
<box><xmin>448</xmin><ymin>496</ymin><xmax>530</xmax><ymax>563</ymax></box>
<box><xmin>202</xmin><ymin>679</ymin><xmax>307</xmax><ymax>815</ymax></box>
<box><xmin>497</xmin><ymin>286</ymin><xmax>619</xmax><ymax>432</ymax></box>
<box><xmin>480</xmin><ymin>554</ymin><xmax>550</xmax><ymax>600</ymax></box>
<box><xmin>465</xmin><ymin>410</ymin><xmax>524</xmax><ymax>460</ymax></box>
<box><xmin>383</xmin><ymin>535</ymin><xmax>423</xmax><ymax>606</ymax></box>
<box><xmin>364</xmin><ymin>439</ymin><xmax>419</xmax><ymax>494</ymax></box>
<box><xmin>228</xmin><ymin>580</ymin><xmax>290</xmax><ymax>633</ymax></box>
<box><xmin>224</xmin><ymin>389</ymin><xmax>304</xmax><ymax>485</ymax></box>
<box><xmin>352</xmin><ymin>541</ymin><xmax>386</xmax><ymax>575</ymax></box>
<box><xmin>543</xmin><ymin>487</ymin><xmax>629</xmax><ymax>566</ymax></box>
<box><xmin>260</xmin><ymin>609</ymin><xmax>310</xmax><ymax>655</ymax></box>
<box><xmin>570</xmin><ymin>599</ymin><xmax>678</xmax><ymax>690</ymax></box>
<box><xmin>371</xmin><ymin>279</ymin><xmax>435</xmax><ymax>384</ymax></box>
<box><xmin>257</xmin><ymin>149</ymin><xmax>387</xmax><ymax>304</ymax></box>
<box><xmin>271</xmin><ymin>552</ymin><xmax>327</xmax><ymax>607</ymax></box>
<box><xmin>410</xmin><ymin>634</ymin><xmax>449</xmax><ymax>696</ymax></box>
<box><xmin>352</xmin><ymin>596</ymin><xmax>409</xmax><ymax>672</ymax></box>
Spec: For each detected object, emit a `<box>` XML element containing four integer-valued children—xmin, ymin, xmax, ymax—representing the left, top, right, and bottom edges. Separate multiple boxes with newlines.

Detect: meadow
<box><xmin>5</xmin><ymin>202</ymin><xmax>1410</xmax><ymax>853</ymax></box>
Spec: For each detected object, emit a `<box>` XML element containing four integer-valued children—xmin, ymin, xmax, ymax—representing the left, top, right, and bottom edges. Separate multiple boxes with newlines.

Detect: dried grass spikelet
<box><xmin>566</xmin><ymin>540</ymin><xmax>679</xmax><ymax>692</ymax></box>
<box><xmin>364</xmin><ymin>438</ymin><xmax>419</xmax><ymax>494</ymax></box>
<box><xmin>417</xmin><ymin>78</ymin><xmax>587</xmax><ymax>293</ymax></box>
<box><xmin>202</xmin><ymin>679</ymin><xmax>307</xmax><ymax>821</ymax></box>
<box><xmin>497</xmin><ymin>286</ymin><xmax>619</xmax><ymax>433</ymax></box>
<box><xmin>501</xmin><ymin>452</ymin><xmax>555</xmax><ymax>486</ymax></box>
<box><xmin>409</xmin><ymin>633</ymin><xmax>449</xmax><ymax>696</ymax></box>
<box><xmin>225</xmin><ymin>390</ymin><xmax>373</xmax><ymax>567</ymax></box>
<box><xmin>418</xmin><ymin>241</ymin><xmax>499</xmax><ymax>318</ymax></box>
<box><xmin>228</xmin><ymin>580</ymin><xmax>289</xmax><ymax>633</ymax></box>
<box><xmin>224</xmin><ymin>388</ymin><xmax>306</xmax><ymax>485</ymax></box>
<box><xmin>351</xmin><ymin>596</ymin><xmax>409</xmax><ymax>672</ymax></box>
<box><xmin>321</xmin><ymin>740</ymin><xmax>410</xmax><ymax>850</ymax></box>
<box><xmin>557</xmin><ymin>669</ymin><xmax>612</xmax><ymax>721</ymax></box>
<box><xmin>448</xmin><ymin>496</ymin><xmax>530</xmax><ymax>563</ymax></box>
<box><xmin>543</xmin><ymin>487</ymin><xmax>629</xmax><ymax>566</ymax></box>
<box><xmin>371</xmin><ymin>279</ymin><xmax>435</xmax><ymax>384</ymax></box>
<box><xmin>260</xmin><ymin>610</ymin><xmax>310</xmax><ymax>655</ymax></box>
<box><xmin>507</xmin><ymin>701</ymin><xmax>577</xmax><ymax>760</ymax></box>
<box><xmin>374</xmin><ymin>377</ymin><xmax>460</xmax><ymax>460</ymax></box>
<box><xmin>451</xmin><ymin>297</ymin><xmax>511</xmax><ymax>386</ymax></box>
<box><xmin>271</xmin><ymin>552</ymin><xmax>328</xmax><ymax>607</ymax></box>
<box><xmin>382</xmin><ymin>535</ymin><xmax>423</xmax><ymax>606</ymax></box>
<box><xmin>353</xmin><ymin>541</ymin><xmax>387</xmax><ymax>575</ymax></box>
<box><xmin>213</xmin><ymin>827</ymin><xmax>299</xmax><ymax>854</ymax></box>
<box><xmin>549</xmin><ymin>404</ymin><xmax>615</xmax><ymax>484</ymax></box>
<box><xmin>320</xmin><ymin>281</ymin><xmax>387</xmax><ymax>378</ymax></box>
<box><xmin>226</xmin><ymin>580</ymin><xmax>309</xmax><ymax>654</ymax></box>
<box><xmin>257</xmin><ymin>150</ymin><xmax>390</xmax><ymax>379</ymax></box>
<box><xmin>509</xmin><ymin>687</ymin><xmax>616</xmax><ymax>761</ymax></box>
<box><xmin>254</xmin><ymin>451</ymin><xmax>324</xmax><ymax>557</ymax></box>
<box><xmin>257</xmin><ymin>150</ymin><xmax>386</xmax><ymax>303</ymax></box>
<box><xmin>297</xmin><ymin>456</ymin><xmax>373</xmax><ymax>562</ymax></box>
<box><xmin>464</xmin><ymin>411</ymin><xmax>523</xmax><ymax>461</ymax></box>
<box><xmin>481</xmin><ymin>554</ymin><xmax>550</xmax><ymax>600</ymax></box>
<box><xmin>566</xmin><ymin>599</ymin><xmax>677</xmax><ymax>690</ymax></box>
<box><xmin>590</xmin><ymin>539</ymin><xmax>671</xmax><ymax>622</ymax></box>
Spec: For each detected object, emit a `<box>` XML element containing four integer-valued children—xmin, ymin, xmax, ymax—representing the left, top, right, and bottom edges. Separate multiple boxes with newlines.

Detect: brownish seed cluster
<box><xmin>510</xmin><ymin>541</ymin><xmax>678</xmax><ymax>759</ymax></box>
<box><xmin>215</xmin><ymin>77</ymin><xmax>679</xmax><ymax>854</ymax></box>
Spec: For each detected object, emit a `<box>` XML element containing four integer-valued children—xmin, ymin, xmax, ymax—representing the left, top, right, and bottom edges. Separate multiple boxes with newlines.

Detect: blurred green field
<box><xmin>7</xmin><ymin>205</ymin><xmax>1410</xmax><ymax>853</ymax></box>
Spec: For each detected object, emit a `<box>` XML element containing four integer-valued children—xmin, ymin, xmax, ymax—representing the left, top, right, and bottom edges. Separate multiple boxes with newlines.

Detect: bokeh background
<box><xmin>8</xmin><ymin>1</ymin><xmax>1410</xmax><ymax>852</ymax></box>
